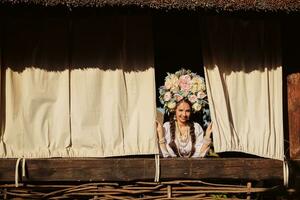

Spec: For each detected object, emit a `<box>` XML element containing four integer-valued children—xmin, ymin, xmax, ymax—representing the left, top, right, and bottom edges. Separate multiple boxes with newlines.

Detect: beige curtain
<box><xmin>0</xmin><ymin>22</ymin><xmax>3</xmax><ymax>157</ymax></box>
<box><xmin>201</xmin><ymin>16</ymin><xmax>284</xmax><ymax>160</ymax></box>
<box><xmin>2</xmin><ymin>16</ymin><xmax>71</xmax><ymax>158</ymax></box>
<box><xmin>0</xmin><ymin>15</ymin><xmax>158</xmax><ymax>158</ymax></box>
<box><xmin>69</xmin><ymin>16</ymin><xmax>157</xmax><ymax>157</ymax></box>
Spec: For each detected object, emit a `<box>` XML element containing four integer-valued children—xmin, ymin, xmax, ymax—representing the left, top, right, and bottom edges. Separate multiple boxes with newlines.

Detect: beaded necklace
<box><xmin>175</xmin><ymin>122</ymin><xmax>192</xmax><ymax>157</ymax></box>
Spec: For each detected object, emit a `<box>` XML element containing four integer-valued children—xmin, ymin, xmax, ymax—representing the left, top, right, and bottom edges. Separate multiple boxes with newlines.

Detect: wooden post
<box><xmin>167</xmin><ymin>185</ymin><xmax>172</xmax><ymax>199</ymax></box>
<box><xmin>3</xmin><ymin>188</ymin><xmax>7</xmax><ymax>200</ymax></box>
<box><xmin>246</xmin><ymin>182</ymin><xmax>252</xmax><ymax>200</ymax></box>
<box><xmin>283</xmin><ymin>15</ymin><xmax>300</xmax><ymax>159</ymax></box>
<box><xmin>288</xmin><ymin>73</ymin><xmax>300</xmax><ymax>159</ymax></box>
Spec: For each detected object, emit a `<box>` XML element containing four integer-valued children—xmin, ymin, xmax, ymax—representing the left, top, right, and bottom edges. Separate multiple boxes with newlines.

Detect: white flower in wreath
<box><xmin>191</xmin><ymin>76</ymin><xmax>206</xmax><ymax>92</ymax></box>
<box><xmin>199</xmin><ymin>78</ymin><xmax>206</xmax><ymax>91</ymax></box>
<box><xmin>167</xmin><ymin>101</ymin><xmax>176</xmax><ymax>110</ymax></box>
<box><xmin>191</xmin><ymin>85</ymin><xmax>198</xmax><ymax>93</ymax></box>
<box><xmin>192</xmin><ymin>102</ymin><xmax>202</xmax><ymax>112</ymax></box>
<box><xmin>163</xmin><ymin>91</ymin><xmax>172</xmax><ymax>101</ymax></box>
<box><xmin>165</xmin><ymin>74</ymin><xmax>179</xmax><ymax>90</ymax></box>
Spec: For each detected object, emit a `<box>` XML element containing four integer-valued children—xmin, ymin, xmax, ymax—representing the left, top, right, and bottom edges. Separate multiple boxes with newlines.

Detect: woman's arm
<box><xmin>199</xmin><ymin>122</ymin><xmax>212</xmax><ymax>156</ymax></box>
<box><xmin>156</xmin><ymin>121</ymin><xmax>170</xmax><ymax>157</ymax></box>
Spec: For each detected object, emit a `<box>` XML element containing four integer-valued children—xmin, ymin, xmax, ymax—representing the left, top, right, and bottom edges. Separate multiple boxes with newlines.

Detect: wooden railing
<box><xmin>0</xmin><ymin>158</ymin><xmax>283</xmax><ymax>182</ymax></box>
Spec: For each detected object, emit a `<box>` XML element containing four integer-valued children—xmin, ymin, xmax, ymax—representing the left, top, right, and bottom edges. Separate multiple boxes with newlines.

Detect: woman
<box><xmin>157</xmin><ymin>69</ymin><xmax>212</xmax><ymax>157</ymax></box>
<box><xmin>157</xmin><ymin>99</ymin><xmax>212</xmax><ymax>157</ymax></box>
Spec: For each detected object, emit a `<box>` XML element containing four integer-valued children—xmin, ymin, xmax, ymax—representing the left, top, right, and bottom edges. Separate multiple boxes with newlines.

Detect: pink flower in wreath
<box><xmin>188</xmin><ymin>94</ymin><xmax>197</xmax><ymax>103</ymax></box>
<box><xmin>174</xmin><ymin>94</ymin><xmax>184</xmax><ymax>102</ymax></box>
<box><xmin>178</xmin><ymin>75</ymin><xmax>192</xmax><ymax>92</ymax></box>
<box><xmin>197</xmin><ymin>91</ymin><xmax>207</xmax><ymax>99</ymax></box>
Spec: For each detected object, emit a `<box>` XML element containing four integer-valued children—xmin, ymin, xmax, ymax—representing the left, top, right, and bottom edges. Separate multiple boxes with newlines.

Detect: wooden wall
<box><xmin>283</xmin><ymin>14</ymin><xmax>300</xmax><ymax>159</ymax></box>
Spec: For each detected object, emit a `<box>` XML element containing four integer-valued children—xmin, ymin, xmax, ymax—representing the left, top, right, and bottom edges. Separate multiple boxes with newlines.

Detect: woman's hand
<box><xmin>205</xmin><ymin>122</ymin><xmax>213</xmax><ymax>138</ymax></box>
<box><xmin>199</xmin><ymin>122</ymin><xmax>213</xmax><ymax>157</ymax></box>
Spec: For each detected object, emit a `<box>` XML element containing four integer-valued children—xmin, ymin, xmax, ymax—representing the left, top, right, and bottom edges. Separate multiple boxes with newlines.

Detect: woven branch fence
<box><xmin>0</xmin><ymin>180</ymin><xmax>279</xmax><ymax>200</ymax></box>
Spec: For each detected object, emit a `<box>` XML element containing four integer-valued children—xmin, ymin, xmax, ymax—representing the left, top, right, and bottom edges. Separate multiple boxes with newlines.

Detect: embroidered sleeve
<box><xmin>159</xmin><ymin>122</ymin><xmax>171</xmax><ymax>157</ymax></box>
<box><xmin>193</xmin><ymin>123</ymin><xmax>210</xmax><ymax>157</ymax></box>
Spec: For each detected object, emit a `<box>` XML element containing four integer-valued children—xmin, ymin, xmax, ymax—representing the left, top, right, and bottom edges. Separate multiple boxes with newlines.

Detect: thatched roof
<box><xmin>1</xmin><ymin>0</ymin><xmax>300</xmax><ymax>12</ymax></box>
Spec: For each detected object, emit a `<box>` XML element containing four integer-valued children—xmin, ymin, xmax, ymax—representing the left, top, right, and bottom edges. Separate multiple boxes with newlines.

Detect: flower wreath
<box><xmin>159</xmin><ymin>68</ymin><xmax>208</xmax><ymax>114</ymax></box>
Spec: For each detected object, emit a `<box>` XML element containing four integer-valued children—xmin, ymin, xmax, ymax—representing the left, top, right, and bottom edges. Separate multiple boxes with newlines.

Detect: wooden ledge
<box><xmin>0</xmin><ymin>158</ymin><xmax>283</xmax><ymax>182</ymax></box>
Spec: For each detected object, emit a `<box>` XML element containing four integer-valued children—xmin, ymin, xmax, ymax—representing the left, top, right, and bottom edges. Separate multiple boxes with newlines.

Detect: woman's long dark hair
<box><xmin>168</xmin><ymin>100</ymin><xmax>196</xmax><ymax>157</ymax></box>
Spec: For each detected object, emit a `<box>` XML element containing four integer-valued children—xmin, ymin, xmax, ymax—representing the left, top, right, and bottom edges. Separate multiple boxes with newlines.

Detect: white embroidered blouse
<box><xmin>160</xmin><ymin>122</ymin><xmax>209</xmax><ymax>158</ymax></box>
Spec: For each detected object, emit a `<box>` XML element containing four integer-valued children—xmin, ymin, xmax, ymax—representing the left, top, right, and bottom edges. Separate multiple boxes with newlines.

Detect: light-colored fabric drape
<box><xmin>69</xmin><ymin>16</ymin><xmax>157</xmax><ymax>156</ymax></box>
<box><xmin>201</xmin><ymin>16</ymin><xmax>284</xmax><ymax>160</ymax></box>
<box><xmin>2</xmin><ymin>17</ymin><xmax>71</xmax><ymax>158</ymax></box>
<box><xmin>0</xmin><ymin>15</ymin><xmax>158</xmax><ymax>158</ymax></box>
<box><xmin>4</xmin><ymin>68</ymin><xmax>70</xmax><ymax>158</ymax></box>
<box><xmin>0</xmin><ymin>23</ymin><xmax>3</xmax><ymax>157</ymax></box>
<box><xmin>70</xmin><ymin>68</ymin><xmax>157</xmax><ymax>157</ymax></box>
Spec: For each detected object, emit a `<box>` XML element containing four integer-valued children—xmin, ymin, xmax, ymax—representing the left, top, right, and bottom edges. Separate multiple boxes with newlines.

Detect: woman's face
<box><xmin>175</xmin><ymin>101</ymin><xmax>191</xmax><ymax>125</ymax></box>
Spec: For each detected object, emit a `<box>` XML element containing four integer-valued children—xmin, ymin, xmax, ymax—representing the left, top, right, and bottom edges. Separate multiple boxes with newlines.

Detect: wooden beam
<box><xmin>288</xmin><ymin>73</ymin><xmax>300</xmax><ymax>159</ymax></box>
<box><xmin>0</xmin><ymin>158</ymin><xmax>283</xmax><ymax>182</ymax></box>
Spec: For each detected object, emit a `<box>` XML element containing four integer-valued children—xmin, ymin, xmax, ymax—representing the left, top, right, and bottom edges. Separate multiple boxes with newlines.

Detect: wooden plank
<box><xmin>288</xmin><ymin>73</ymin><xmax>300</xmax><ymax>159</ymax></box>
<box><xmin>0</xmin><ymin>158</ymin><xmax>283</xmax><ymax>182</ymax></box>
<box><xmin>160</xmin><ymin>158</ymin><xmax>282</xmax><ymax>180</ymax></box>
